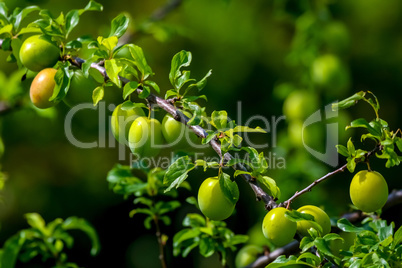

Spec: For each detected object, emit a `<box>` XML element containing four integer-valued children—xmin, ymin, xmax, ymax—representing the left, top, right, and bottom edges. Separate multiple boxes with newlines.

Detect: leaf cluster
<box><xmin>0</xmin><ymin>213</ymin><xmax>100</xmax><ymax>268</ymax></box>
<box><xmin>173</xmin><ymin>212</ymin><xmax>248</xmax><ymax>266</ymax></box>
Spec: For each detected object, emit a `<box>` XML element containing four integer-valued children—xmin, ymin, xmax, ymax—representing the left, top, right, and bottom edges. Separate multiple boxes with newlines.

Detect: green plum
<box><xmin>20</xmin><ymin>35</ymin><xmax>60</xmax><ymax>72</ymax></box>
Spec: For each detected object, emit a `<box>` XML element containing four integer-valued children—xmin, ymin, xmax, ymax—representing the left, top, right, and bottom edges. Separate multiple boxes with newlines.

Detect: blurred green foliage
<box><xmin>0</xmin><ymin>0</ymin><xmax>401</xmax><ymax>267</ymax></box>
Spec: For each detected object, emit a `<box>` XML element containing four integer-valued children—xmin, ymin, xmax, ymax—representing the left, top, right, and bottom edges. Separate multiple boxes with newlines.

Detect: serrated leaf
<box><xmin>164</xmin><ymin>156</ymin><xmax>196</xmax><ymax>192</ymax></box>
<box><xmin>218</xmin><ymin>172</ymin><xmax>239</xmax><ymax>206</ymax></box>
<box><xmin>92</xmin><ymin>86</ymin><xmax>104</xmax><ymax>106</ymax></box>
<box><xmin>109</xmin><ymin>13</ymin><xmax>129</xmax><ymax>38</ymax></box>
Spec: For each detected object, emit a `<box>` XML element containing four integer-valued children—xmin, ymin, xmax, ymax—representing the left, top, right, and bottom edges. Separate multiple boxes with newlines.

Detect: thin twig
<box><xmin>283</xmin><ymin>146</ymin><xmax>382</xmax><ymax>208</ymax></box>
<box><xmin>154</xmin><ymin>217</ymin><xmax>167</xmax><ymax>268</ymax></box>
<box><xmin>283</xmin><ymin>163</ymin><xmax>348</xmax><ymax>208</ymax></box>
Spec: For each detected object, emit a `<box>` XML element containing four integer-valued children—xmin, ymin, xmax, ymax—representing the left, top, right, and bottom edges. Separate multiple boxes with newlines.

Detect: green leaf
<box><xmin>120</xmin><ymin>100</ymin><xmax>147</xmax><ymax>111</ymax></box>
<box><xmin>337</xmin><ymin>218</ymin><xmax>366</xmax><ymax>232</ymax></box>
<box><xmin>300</xmin><ymin>236</ymin><xmax>314</xmax><ymax>252</ymax></box>
<box><xmin>332</xmin><ymin>91</ymin><xmax>366</xmax><ymax>111</ymax></box>
<box><xmin>25</xmin><ymin>213</ymin><xmax>47</xmax><ymax>233</ymax></box>
<box><xmin>230</xmin><ymin>125</ymin><xmax>266</xmax><ymax>133</ymax></box>
<box><xmin>164</xmin><ymin>156</ymin><xmax>196</xmax><ymax>192</ymax></box>
<box><xmin>336</xmin><ymin>145</ymin><xmax>349</xmax><ymax>157</ymax></box>
<box><xmin>393</xmin><ymin>225</ymin><xmax>402</xmax><ymax>248</ymax></box>
<box><xmin>144</xmin><ymin>80</ymin><xmax>160</xmax><ymax>93</ymax></box>
<box><xmin>182</xmin><ymin>101</ymin><xmax>204</xmax><ymax>126</ymax></box>
<box><xmin>346</xmin><ymin>157</ymin><xmax>356</xmax><ymax>173</ymax></box>
<box><xmin>173</xmin><ymin>228</ymin><xmax>201</xmax><ymax>247</ymax></box>
<box><xmin>218</xmin><ymin>172</ymin><xmax>239</xmax><ymax>206</ymax></box>
<box><xmin>92</xmin><ymin>86</ymin><xmax>104</xmax><ymax>106</ymax></box>
<box><xmin>183</xmin><ymin>213</ymin><xmax>206</xmax><ymax>227</ymax></box>
<box><xmin>13</xmin><ymin>5</ymin><xmax>39</xmax><ymax>32</ymax></box>
<box><xmin>128</xmin><ymin>44</ymin><xmax>153</xmax><ymax>80</ymax></box>
<box><xmin>285</xmin><ymin>210</ymin><xmax>314</xmax><ymax>222</ymax></box>
<box><xmin>0</xmin><ymin>24</ymin><xmax>12</xmax><ymax>37</ymax></box>
<box><xmin>314</xmin><ymin>237</ymin><xmax>336</xmax><ymax>258</ymax></box>
<box><xmin>186</xmin><ymin>69</ymin><xmax>212</xmax><ymax>92</ymax></box>
<box><xmin>210</xmin><ymin>110</ymin><xmax>228</xmax><ymax>130</ymax></box>
<box><xmin>80</xmin><ymin>0</ymin><xmax>103</xmax><ymax>15</ymax></box>
<box><xmin>199</xmin><ymin>237</ymin><xmax>215</xmax><ymax>257</ymax></box>
<box><xmin>169</xmin><ymin>50</ymin><xmax>192</xmax><ymax>88</ymax></box>
<box><xmin>346</xmin><ymin>118</ymin><xmax>381</xmax><ymax>136</ymax></box>
<box><xmin>65</xmin><ymin>10</ymin><xmax>79</xmax><ymax>36</ymax></box>
<box><xmin>109</xmin><ymin>13</ymin><xmax>129</xmax><ymax>38</ymax></box>
<box><xmin>1</xmin><ymin>233</ymin><xmax>26</xmax><ymax>268</ymax></box>
<box><xmin>105</xmin><ymin>59</ymin><xmax>122</xmax><ymax>87</ymax></box>
<box><xmin>257</xmin><ymin>175</ymin><xmax>280</xmax><ymax>199</ymax></box>
<box><xmin>347</xmin><ymin>138</ymin><xmax>355</xmax><ymax>155</ymax></box>
<box><xmin>138</xmin><ymin>85</ymin><xmax>151</xmax><ymax>99</ymax></box>
<box><xmin>51</xmin><ymin>65</ymin><xmax>71</xmax><ymax>102</ymax></box>
<box><xmin>123</xmin><ymin>81</ymin><xmax>139</xmax><ymax>99</ymax></box>
<box><xmin>11</xmin><ymin>38</ymin><xmax>22</xmax><ymax>68</ymax></box>
<box><xmin>62</xmin><ymin>217</ymin><xmax>100</xmax><ymax>256</ymax></box>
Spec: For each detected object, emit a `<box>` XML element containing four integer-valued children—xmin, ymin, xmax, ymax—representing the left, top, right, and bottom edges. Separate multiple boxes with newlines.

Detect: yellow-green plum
<box><xmin>198</xmin><ymin>177</ymin><xmax>236</xmax><ymax>221</ymax></box>
<box><xmin>350</xmin><ymin>170</ymin><xmax>388</xmax><ymax>212</ymax></box>
<box><xmin>111</xmin><ymin>104</ymin><xmax>146</xmax><ymax>145</ymax></box>
<box><xmin>296</xmin><ymin>205</ymin><xmax>331</xmax><ymax>237</ymax></box>
<box><xmin>235</xmin><ymin>245</ymin><xmax>263</xmax><ymax>268</ymax></box>
<box><xmin>30</xmin><ymin>68</ymin><xmax>58</xmax><ymax>109</ymax></box>
<box><xmin>311</xmin><ymin>54</ymin><xmax>349</xmax><ymax>94</ymax></box>
<box><xmin>262</xmin><ymin>207</ymin><xmax>296</xmax><ymax>247</ymax></box>
<box><xmin>161</xmin><ymin>112</ymin><xmax>198</xmax><ymax>150</ymax></box>
<box><xmin>128</xmin><ymin>117</ymin><xmax>163</xmax><ymax>158</ymax></box>
<box><xmin>283</xmin><ymin>90</ymin><xmax>319</xmax><ymax>120</ymax></box>
<box><xmin>20</xmin><ymin>35</ymin><xmax>60</xmax><ymax>72</ymax></box>
<box><xmin>63</xmin><ymin>69</ymin><xmax>99</xmax><ymax>107</ymax></box>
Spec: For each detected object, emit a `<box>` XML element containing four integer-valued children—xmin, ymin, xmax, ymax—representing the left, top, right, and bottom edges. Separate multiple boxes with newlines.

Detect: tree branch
<box><xmin>150</xmin><ymin>0</ymin><xmax>184</xmax><ymax>21</ymax></box>
<box><xmin>71</xmin><ymin>56</ymin><xmax>277</xmax><ymax>210</ymax></box>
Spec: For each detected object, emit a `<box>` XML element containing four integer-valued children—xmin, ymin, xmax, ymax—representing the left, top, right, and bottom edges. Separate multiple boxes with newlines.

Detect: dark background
<box><xmin>0</xmin><ymin>0</ymin><xmax>401</xmax><ymax>267</ymax></box>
